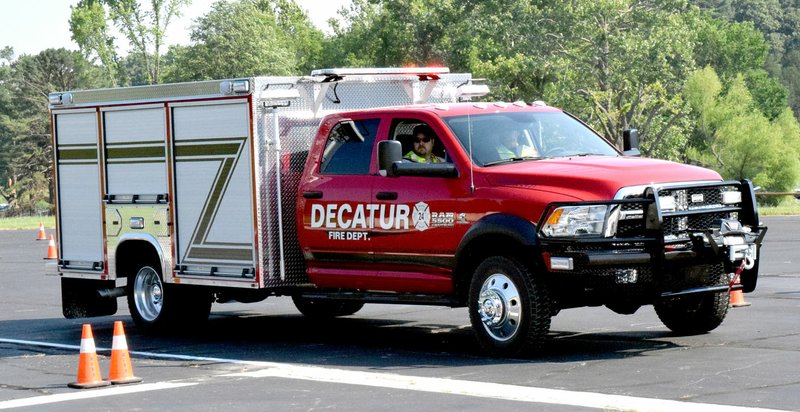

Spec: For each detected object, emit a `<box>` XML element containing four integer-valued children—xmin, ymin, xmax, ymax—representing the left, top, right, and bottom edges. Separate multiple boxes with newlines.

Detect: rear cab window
<box><xmin>319</xmin><ymin>118</ymin><xmax>381</xmax><ymax>175</ymax></box>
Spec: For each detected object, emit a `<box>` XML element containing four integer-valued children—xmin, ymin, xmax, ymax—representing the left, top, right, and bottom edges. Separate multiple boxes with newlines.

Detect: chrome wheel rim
<box><xmin>477</xmin><ymin>273</ymin><xmax>521</xmax><ymax>342</ymax></box>
<box><xmin>133</xmin><ymin>266</ymin><xmax>163</xmax><ymax>322</ymax></box>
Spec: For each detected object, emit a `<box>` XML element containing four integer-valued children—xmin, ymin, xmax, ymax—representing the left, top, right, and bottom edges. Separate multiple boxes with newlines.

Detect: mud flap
<box><xmin>61</xmin><ymin>278</ymin><xmax>118</xmax><ymax>318</ymax></box>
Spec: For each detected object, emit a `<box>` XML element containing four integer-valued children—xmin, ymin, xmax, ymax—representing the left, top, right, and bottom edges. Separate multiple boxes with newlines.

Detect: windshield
<box><xmin>443</xmin><ymin>111</ymin><xmax>619</xmax><ymax>166</ymax></box>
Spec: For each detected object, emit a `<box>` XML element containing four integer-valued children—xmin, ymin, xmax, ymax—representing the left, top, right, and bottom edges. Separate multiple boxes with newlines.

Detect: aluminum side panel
<box><xmin>54</xmin><ymin>110</ymin><xmax>104</xmax><ymax>266</ymax></box>
<box><xmin>171</xmin><ymin>99</ymin><xmax>256</xmax><ymax>277</ymax></box>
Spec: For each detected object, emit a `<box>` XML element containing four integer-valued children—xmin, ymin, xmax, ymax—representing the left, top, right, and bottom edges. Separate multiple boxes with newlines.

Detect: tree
<box><xmin>692</xmin><ymin>0</ymin><xmax>800</xmax><ymax>118</ymax></box>
<box><xmin>163</xmin><ymin>0</ymin><xmax>323</xmax><ymax>81</ymax></box>
<box><xmin>684</xmin><ymin>67</ymin><xmax>800</xmax><ymax>199</ymax></box>
<box><xmin>323</xmin><ymin>0</ymin><xmax>466</xmax><ymax>69</ymax></box>
<box><xmin>529</xmin><ymin>1</ymin><xmax>699</xmax><ymax>159</ymax></box>
<box><xmin>70</xmin><ymin>0</ymin><xmax>190</xmax><ymax>85</ymax></box>
<box><xmin>0</xmin><ymin>49</ymin><xmax>108</xmax><ymax>214</ymax></box>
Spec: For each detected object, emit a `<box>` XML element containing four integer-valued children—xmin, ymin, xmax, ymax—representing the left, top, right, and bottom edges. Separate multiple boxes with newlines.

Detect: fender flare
<box><xmin>453</xmin><ymin>213</ymin><xmax>540</xmax><ymax>298</ymax></box>
<box><xmin>115</xmin><ymin>233</ymin><xmax>167</xmax><ymax>278</ymax></box>
<box><xmin>457</xmin><ymin>213</ymin><xmax>539</xmax><ymax>255</ymax></box>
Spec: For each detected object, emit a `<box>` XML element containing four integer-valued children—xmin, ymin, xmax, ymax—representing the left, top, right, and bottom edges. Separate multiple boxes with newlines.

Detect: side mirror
<box><xmin>378</xmin><ymin>140</ymin><xmax>403</xmax><ymax>177</ymax></box>
<box><xmin>377</xmin><ymin>140</ymin><xmax>458</xmax><ymax>178</ymax></box>
<box><xmin>623</xmin><ymin>129</ymin><xmax>640</xmax><ymax>157</ymax></box>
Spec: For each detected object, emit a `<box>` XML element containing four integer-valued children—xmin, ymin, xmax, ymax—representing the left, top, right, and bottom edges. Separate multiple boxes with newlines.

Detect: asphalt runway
<box><xmin>0</xmin><ymin>216</ymin><xmax>798</xmax><ymax>411</ymax></box>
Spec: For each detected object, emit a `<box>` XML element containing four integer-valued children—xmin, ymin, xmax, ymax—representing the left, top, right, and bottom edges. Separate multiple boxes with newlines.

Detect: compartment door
<box><xmin>53</xmin><ymin>109</ymin><xmax>104</xmax><ymax>271</ymax></box>
<box><xmin>171</xmin><ymin>100</ymin><xmax>256</xmax><ymax>276</ymax></box>
<box><xmin>102</xmin><ymin>105</ymin><xmax>167</xmax><ymax>200</ymax></box>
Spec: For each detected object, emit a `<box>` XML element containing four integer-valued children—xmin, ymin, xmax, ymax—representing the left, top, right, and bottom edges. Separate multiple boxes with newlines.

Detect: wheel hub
<box><xmin>479</xmin><ymin>290</ymin><xmax>506</xmax><ymax>326</ymax></box>
<box><xmin>133</xmin><ymin>266</ymin><xmax>163</xmax><ymax>322</ymax></box>
<box><xmin>476</xmin><ymin>273</ymin><xmax>522</xmax><ymax>342</ymax></box>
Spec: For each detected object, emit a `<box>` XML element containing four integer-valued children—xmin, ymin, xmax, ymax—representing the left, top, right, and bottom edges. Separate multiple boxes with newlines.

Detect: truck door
<box><xmin>370</xmin><ymin>117</ymin><xmax>472</xmax><ymax>294</ymax></box>
<box><xmin>297</xmin><ymin>117</ymin><xmax>380</xmax><ymax>286</ymax></box>
<box><xmin>53</xmin><ymin>109</ymin><xmax>105</xmax><ymax>272</ymax></box>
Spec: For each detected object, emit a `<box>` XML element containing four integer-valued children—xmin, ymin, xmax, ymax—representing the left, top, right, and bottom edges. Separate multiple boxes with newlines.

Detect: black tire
<box><xmin>127</xmin><ymin>262</ymin><xmax>212</xmax><ymax>332</ymax></box>
<box><xmin>291</xmin><ymin>296</ymin><xmax>364</xmax><ymax>318</ymax></box>
<box><xmin>654</xmin><ymin>292</ymin><xmax>729</xmax><ymax>335</ymax></box>
<box><xmin>468</xmin><ymin>256</ymin><xmax>551</xmax><ymax>357</ymax></box>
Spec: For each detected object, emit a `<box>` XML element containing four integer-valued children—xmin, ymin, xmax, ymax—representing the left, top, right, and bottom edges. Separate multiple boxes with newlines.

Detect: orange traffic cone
<box><xmin>108</xmin><ymin>321</ymin><xmax>142</xmax><ymax>385</ymax></box>
<box><xmin>36</xmin><ymin>222</ymin><xmax>47</xmax><ymax>240</ymax></box>
<box><xmin>68</xmin><ymin>324</ymin><xmax>111</xmax><ymax>389</ymax></box>
<box><xmin>730</xmin><ymin>278</ymin><xmax>751</xmax><ymax>308</ymax></box>
<box><xmin>45</xmin><ymin>234</ymin><xmax>58</xmax><ymax>260</ymax></box>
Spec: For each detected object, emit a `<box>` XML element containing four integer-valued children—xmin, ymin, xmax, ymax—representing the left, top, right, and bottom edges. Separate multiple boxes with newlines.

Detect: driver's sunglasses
<box><xmin>414</xmin><ymin>136</ymin><xmax>432</xmax><ymax>144</ymax></box>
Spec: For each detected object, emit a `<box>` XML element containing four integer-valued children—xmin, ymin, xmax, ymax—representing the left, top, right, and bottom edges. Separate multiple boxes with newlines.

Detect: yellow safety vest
<box><xmin>404</xmin><ymin>151</ymin><xmax>444</xmax><ymax>163</ymax></box>
<box><xmin>496</xmin><ymin>144</ymin><xmax>537</xmax><ymax>159</ymax></box>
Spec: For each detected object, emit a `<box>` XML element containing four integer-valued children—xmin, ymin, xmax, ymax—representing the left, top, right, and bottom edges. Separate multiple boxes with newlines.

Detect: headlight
<box><xmin>541</xmin><ymin>205</ymin><xmax>609</xmax><ymax>237</ymax></box>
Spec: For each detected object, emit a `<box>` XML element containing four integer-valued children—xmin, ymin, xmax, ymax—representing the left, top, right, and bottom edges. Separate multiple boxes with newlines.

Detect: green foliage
<box><xmin>70</xmin><ymin>0</ymin><xmax>120</xmax><ymax>85</ymax></box>
<box><xmin>0</xmin><ymin>48</ymin><xmax>107</xmax><ymax>215</ymax></box>
<box><xmin>685</xmin><ymin>67</ymin><xmax>800</xmax><ymax>201</ymax></box>
<box><xmin>162</xmin><ymin>0</ymin><xmax>323</xmax><ymax>80</ymax></box>
<box><xmin>693</xmin><ymin>0</ymin><xmax>800</xmax><ymax>119</ymax></box>
<box><xmin>70</xmin><ymin>0</ymin><xmax>190</xmax><ymax>85</ymax></box>
<box><xmin>323</xmin><ymin>0</ymin><xmax>464</xmax><ymax>68</ymax></box>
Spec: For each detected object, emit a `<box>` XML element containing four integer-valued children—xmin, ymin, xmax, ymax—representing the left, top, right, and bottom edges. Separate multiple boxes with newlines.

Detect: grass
<box><xmin>759</xmin><ymin>202</ymin><xmax>800</xmax><ymax>216</ymax></box>
<box><xmin>0</xmin><ymin>215</ymin><xmax>55</xmax><ymax>230</ymax></box>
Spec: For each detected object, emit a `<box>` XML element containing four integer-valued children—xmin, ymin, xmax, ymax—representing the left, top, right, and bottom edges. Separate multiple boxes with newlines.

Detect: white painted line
<box><xmin>0</xmin><ymin>338</ymin><xmax>790</xmax><ymax>412</ymax></box>
<box><xmin>0</xmin><ymin>382</ymin><xmax>196</xmax><ymax>410</ymax></box>
<box><xmin>223</xmin><ymin>367</ymin><xmax>786</xmax><ymax>412</ymax></box>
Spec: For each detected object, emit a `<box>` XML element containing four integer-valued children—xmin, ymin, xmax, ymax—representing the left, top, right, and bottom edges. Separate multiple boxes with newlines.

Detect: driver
<box><xmin>404</xmin><ymin>125</ymin><xmax>445</xmax><ymax>163</ymax></box>
<box><xmin>496</xmin><ymin>129</ymin><xmax>538</xmax><ymax>159</ymax></box>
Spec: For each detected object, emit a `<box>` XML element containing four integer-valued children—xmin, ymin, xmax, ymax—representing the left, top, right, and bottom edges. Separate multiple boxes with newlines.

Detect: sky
<box><xmin>0</xmin><ymin>0</ymin><xmax>351</xmax><ymax>58</ymax></box>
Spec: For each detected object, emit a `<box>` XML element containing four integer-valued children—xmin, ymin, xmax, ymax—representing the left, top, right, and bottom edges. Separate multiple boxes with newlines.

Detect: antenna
<box><xmin>467</xmin><ymin>107</ymin><xmax>475</xmax><ymax>194</ymax></box>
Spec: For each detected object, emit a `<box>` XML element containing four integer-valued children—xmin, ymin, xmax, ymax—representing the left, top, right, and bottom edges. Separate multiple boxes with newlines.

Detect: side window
<box><xmin>320</xmin><ymin>118</ymin><xmax>380</xmax><ymax>175</ymax></box>
<box><xmin>390</xmin><ymin>119</ymin><xmax>449</xmax><ymax>163</ymax></box>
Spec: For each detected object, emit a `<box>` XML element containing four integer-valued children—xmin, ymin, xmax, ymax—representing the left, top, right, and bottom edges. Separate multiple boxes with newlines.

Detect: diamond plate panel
<box><xmin>251</xmin><ymin>73</ymin><xmax>473</xmax><ymax>287</ymax></box>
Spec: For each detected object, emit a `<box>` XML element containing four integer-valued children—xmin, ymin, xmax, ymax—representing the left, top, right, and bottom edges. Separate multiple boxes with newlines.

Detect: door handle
<box><xmin>376</xmin><ymin>191</ymin><xmax>398</xmax><ymax>200</ymax></box>
<box><xmin>303</xmin><ymin>191</ymin><xmax>323</xmax><ymax>199</ymax></box>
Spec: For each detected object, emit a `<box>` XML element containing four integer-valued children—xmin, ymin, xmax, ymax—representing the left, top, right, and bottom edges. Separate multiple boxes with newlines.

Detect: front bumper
<box><xmin>538</xmin><ymin>180</ymin><xmax>767</xmax><ymax>297</ymax></box>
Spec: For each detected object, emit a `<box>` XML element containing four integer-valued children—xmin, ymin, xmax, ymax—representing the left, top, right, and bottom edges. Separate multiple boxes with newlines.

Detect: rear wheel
<box><xmin>468</xmin><ymin>256</ymin><xmax>551</xmax><ymax>357</ymax></box>
<box><xmin>654</xmin><ymin>292</ymin><xmax>729</xmax><ymax>335</ymax></box>
<box><xmin>291</xmin><ymin>296</ymin><xmax>364</xmax><ymax>318</ymax></box>
<box><xmin>127</xmin><ymin>262</ymin><xmax>211</xmax><ymax>332</ymax></box>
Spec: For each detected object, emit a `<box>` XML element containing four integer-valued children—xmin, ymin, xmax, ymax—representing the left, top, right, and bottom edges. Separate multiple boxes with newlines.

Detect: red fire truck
<box><xmin>49</xmin><ymin>68</ymin><xmax>765</xmax><ymax>356</ymax></box>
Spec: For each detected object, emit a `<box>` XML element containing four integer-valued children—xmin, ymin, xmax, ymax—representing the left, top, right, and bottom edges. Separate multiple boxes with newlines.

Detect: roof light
<box><xmin>49</xmin><ymin>93</ymin><xmax>73</xmax><ymax>106</ymax></box>
<box><xmin>532</xmin><ymin>100</ymin><xmax>547</xmax><ymax>106</ymax></box>
<box><xmin>219</xmin><ymin>80</ymin><xmax>250</xmax><ymax>95</ymax></box>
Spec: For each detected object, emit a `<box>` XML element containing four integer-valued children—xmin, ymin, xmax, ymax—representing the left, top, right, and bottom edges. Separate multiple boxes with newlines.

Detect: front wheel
<box><xmin>468</xmin><ymin>256</ymin><xmax>551</xmax><ymax>357</ymax></box>
<box><xmin>654</xmin><ymin>292</ymin><xmax>729</xmax><ymax>335</ymax></box>
<box><xmin>127</xmin><ymin>263</ymin><xmax>212</xmax><ymax>332</ymax></box>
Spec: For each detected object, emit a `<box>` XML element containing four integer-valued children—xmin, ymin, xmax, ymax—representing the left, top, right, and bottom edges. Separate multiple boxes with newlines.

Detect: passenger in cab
<box><xmin>496</xmin><ymin>129</ymin><xmax>538</xmax><ymax>159</ymax></box>
<box><xmin>404</xmin><ymin>125</ymin><xmax>445</xmax><ymax>163</ymax></box>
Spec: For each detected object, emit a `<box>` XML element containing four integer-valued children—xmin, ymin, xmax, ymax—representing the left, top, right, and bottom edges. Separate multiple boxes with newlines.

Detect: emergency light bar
<box><xmin>310</xmin><ymin>67</ymin><xmax>450</xmax><ymax>77</ymax></box>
